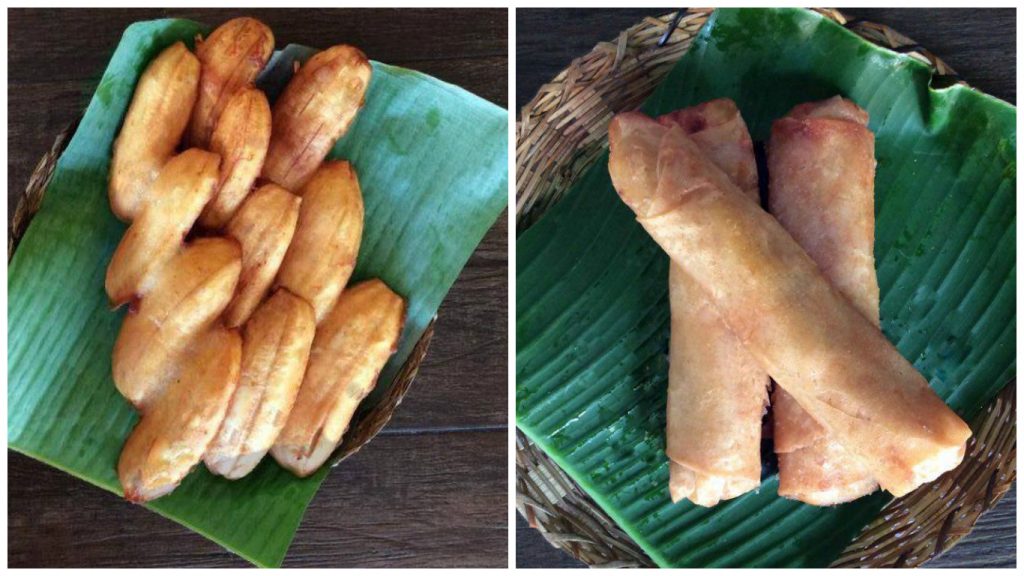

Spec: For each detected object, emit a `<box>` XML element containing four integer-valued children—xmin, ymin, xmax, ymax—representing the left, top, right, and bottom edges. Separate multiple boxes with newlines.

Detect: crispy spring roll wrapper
<box><xmin>119</xmin><ymin>325</ymin><xmax>242</xmax><ymax>503</ymax></box>
<box><xmin>205</xmin><ymin>289</ymin><xmax>315</xmax><ymax>479</ymax></box>
<box><xmin>608</xmin><ymin>112</ymin><xmax>971</xmax><ymax>497</ymax></box>
<box><xmin>261</xmin><ymin>45</ymin><xmax>372</xmax><ymax>191</ymax></box>
<box><xmin>189</xmin><ymin>17</ymin><xmax>274</xmax><ymax>148</ymax></box>
<box><xmin>199</xmin><ymin>87</ymin><xmax>272</xmax><ymax>230</ymax></box>
<box><xmin>109</xmin><ymin>42</ymin><xmax>200</xmax><ymax>221</ymax></box>
<box><xmin>112</xmin><ymin>238</ymin><xmax>241</xmax><ymax>409</ymax></box>
<box><xmin>106</xmin><ymin>148</ymin><xmax>221</xmax><ymax>307</ymax></box>
<box><xmin>769</xmin><ymin>96</ymin><xmax>879</xmax><ymax>504</ymax></box>
<box><xmin>657</xmin><ymin>100</ymin><xmax>769</xmax><ymax>506</ymax></box>
<box><xmin>276</xmin><ymin>161</ymin><xmax>364</xmax><ymax>323</ymax></box>
<box><xmin>223</xmin><ymin>184</ymin><xmax>302</xmax><ymax>327</ymax></box>
<box><xmin>271</xmin><ymin>279</ymin><xmax>405</xmax><ymax>477</ymax></box>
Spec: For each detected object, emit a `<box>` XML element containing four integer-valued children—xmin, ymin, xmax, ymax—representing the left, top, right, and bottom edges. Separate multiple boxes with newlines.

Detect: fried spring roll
<box><xmin>271</xmin><ymin>279</ymin><xmax>405</xmax><ymax>477</ymax></box>
<box><xmin>205</xmin><ymin>289</ymin><xmax>315</xmax><ymax>479</ymax></box>
<box><xmin>657</xmin><ymin>100</ymin><xmax>769</xmax><ymax>506</ymax></box>
<box><xmin>119</xmin><ymin>325</ymin><xmax>242</xmax><ymax>502</ymax></box>
<box><xmin>608</xmin><ymin>112</ymin><xmax>971</xmax><ymax>497</ymax></box>
<box><xmin>768</xmin><ymin>97</ymin><xmax>879</xmax><ymax>504</ymax></box>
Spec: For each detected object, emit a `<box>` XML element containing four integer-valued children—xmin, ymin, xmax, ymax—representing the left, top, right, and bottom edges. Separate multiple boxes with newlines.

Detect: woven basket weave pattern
<box><xmin>515</xmin><ymin>9</ymin><xmax>1015</xmax><ymax>568</ymax></box>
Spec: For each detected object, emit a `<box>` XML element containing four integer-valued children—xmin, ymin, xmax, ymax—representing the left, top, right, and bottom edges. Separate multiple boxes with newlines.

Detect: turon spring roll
<box><xmin>768</xmin><ymin>96</ymin><xmax>879</xmax><ymax>504</ymax></box>
<box><xmin>658</xmin><ymin>100</ymin><xmax>769</xmax><ymax>506</ymax></box>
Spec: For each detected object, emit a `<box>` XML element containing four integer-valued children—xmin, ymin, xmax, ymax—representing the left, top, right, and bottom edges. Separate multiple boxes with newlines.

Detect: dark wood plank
<box><xmin>515</xmin><ymin>9</ymin><xmax>654</xmax><ymax>112</ymax></box>
<box><xmin>928</xmin><ymin>485</ymin><xmax>1016</xmax><ymax>568</ymax></box>
<box><xmin>9</xmin><ymin>430</ymin><xmax>507</xmax><ymax>567</ymax></box>
<box><xmin>7</xmin><ymin>450</ymin><xmax>240</xmax><ymax>567</ymax></box>
<box><xmin>388</xmin><ymin>210</ymin><xmax>507</xmax><ymax>431</ymax></box>
<box><xmin>515</xmin><ymin>7</ymin><xmax>1015</xmax><ymax>568</ymax></box>
<box><xmin>516</xmin><ymin>514</ymin><xmax>585</xmax><ymax>568</ymax></box>
<box><xmin>8</xmin><ymin>9</ymin><xmax>507</xmax><ymax>88</ymax></box>
<box><xmin>7</xmin><ymin>81</ymin><xmax>96</xmax><ymax>223</ymax></box>
<box><xmin>839</xmin><ymin>8</ymin><xmax>1016</xmax><ymax>105</ymax></box>
<box><xmin>288</xmin><ymin>429</ymin><xmax>507</xmax><ymax>567</ymax></box>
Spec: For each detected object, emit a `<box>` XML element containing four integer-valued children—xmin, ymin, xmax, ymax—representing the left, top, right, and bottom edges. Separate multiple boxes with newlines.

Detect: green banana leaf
<box><xmin>8</xmin><ymin>19</ymin><xmax>507</xmax><ymax>567</ymax></box>
<box><xmin>517</xmin><ymin>8</ymin><xmax>1014</xmax><ymax>568</ymax></box>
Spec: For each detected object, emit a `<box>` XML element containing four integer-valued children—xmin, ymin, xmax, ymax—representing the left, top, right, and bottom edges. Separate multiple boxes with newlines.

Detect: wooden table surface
<box><xmin>515</xmin><ymin>8</ymin><xmax>1016</xmax><ymax>569</ymax></box>
<box><xmin>8</xmin><ymin>8</ymin><xmax>508</xmax><ymax>568</ymax></box>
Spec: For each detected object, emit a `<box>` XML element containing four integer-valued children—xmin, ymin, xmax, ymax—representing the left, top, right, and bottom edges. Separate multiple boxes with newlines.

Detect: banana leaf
<box><xmin>8</xmin><ymin>19</ymin><xmax>507</xmax><ymax>567</ymax></box>
<box><xmin>516</xmin><ymin>8</ymin><xmax>1014</xmax><ymax>568</ymax></box>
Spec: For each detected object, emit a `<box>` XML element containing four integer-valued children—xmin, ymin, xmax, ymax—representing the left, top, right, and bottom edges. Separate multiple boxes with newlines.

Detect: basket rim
<box><xmin>515</xmin><ymin>7</ymin><xmax>1015</xmax><ymax>568</ymax></box>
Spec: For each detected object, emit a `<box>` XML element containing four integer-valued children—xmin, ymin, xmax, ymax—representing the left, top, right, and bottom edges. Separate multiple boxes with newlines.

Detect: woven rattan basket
<box><xmin>9</xmin><ymin>123</ymin><xmax>435</xmax><ymax>474</ymax></box>
<box><xmin>515</xmin><ymin>9</ymin><xmax>1016</xmax><ymax>568</ymax></box>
